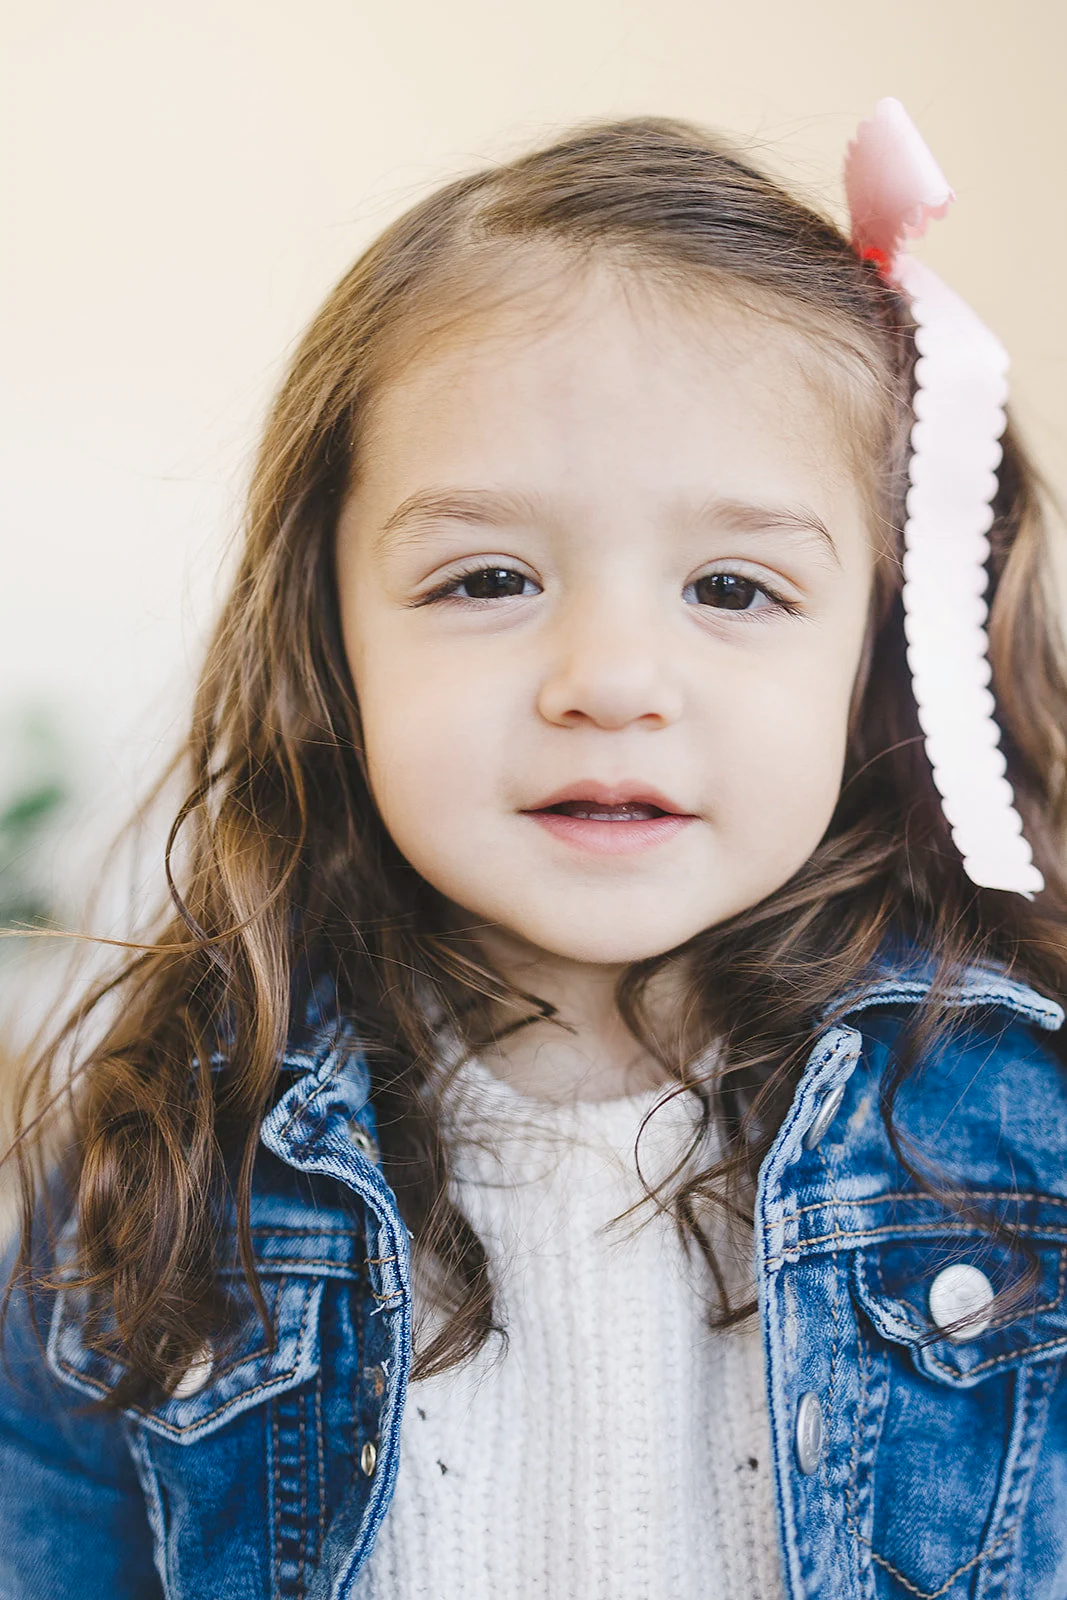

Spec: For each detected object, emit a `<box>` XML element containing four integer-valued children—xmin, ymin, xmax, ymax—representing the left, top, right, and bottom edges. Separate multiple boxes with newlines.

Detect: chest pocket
<box><xmin>846</xmin><ymin>1229</ymin><xmax>1067</xmax><ymax>1600</ymax></box>
<box><xmin>851</xmin><ymin>1232</ymin><xmax>1067</xmax><ymax>1386</ymax></box>
<box><xmin>46</xmin><ymin>1210</ymin><xmax>364</xmax><ymax>1444</ymax></box>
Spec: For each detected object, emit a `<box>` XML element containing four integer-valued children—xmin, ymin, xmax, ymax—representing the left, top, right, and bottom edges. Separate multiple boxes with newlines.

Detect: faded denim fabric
<box><xmin>1</xmin><ymin>934</ymin><xmax>1066</xmax><ymax>1599</ymax></box>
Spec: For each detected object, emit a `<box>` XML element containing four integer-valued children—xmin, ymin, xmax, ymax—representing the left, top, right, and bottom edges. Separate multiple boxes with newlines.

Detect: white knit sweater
<box><xmin>353</xmin><ymin>1052</ymin><xmax>785</xmax><ymax>1599</ymax></box>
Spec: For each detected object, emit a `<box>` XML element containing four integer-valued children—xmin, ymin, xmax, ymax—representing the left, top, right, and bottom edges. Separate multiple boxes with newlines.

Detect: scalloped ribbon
<box><xmin>845</xmin><ymin>99</ymin><xmax>1043</xmax><ymax>898</ymax></box>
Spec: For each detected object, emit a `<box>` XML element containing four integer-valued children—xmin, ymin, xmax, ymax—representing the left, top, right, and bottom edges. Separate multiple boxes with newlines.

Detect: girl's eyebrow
<box><xmin>374</xmin><ymin>486</ymin><xmax>840</xmax><ymax>568</ymax></box>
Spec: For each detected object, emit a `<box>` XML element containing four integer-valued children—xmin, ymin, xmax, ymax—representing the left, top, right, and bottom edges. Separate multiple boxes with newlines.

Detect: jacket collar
<box><xmin>830</xmin><ymin>929</ymin><xmax>1063</xmax><ymax>1031</ymax></box>
<box><xmin>266</xmin><ymin>930</ymin><xmax>1063</xmax><ymax>1144</ymax></box>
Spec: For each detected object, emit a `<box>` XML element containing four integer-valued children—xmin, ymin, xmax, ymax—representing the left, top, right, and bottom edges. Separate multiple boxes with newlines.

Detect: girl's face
<box><xmin>336</xmin><ymin>268</ymin><xmax>875</xmax><ymax>971</ymax></box>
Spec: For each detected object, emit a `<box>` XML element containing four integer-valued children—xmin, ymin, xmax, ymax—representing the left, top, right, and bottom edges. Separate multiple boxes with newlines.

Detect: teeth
<box><xmin>550</xmin><ymin>801</ymin><xmax>664</xmax><ymax>820</ymax></box>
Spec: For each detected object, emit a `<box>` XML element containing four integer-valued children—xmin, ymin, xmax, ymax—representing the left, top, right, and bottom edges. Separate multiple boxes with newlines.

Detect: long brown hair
<box><xmin>6</xmin><ymin>115</ymin><xmax>1067</xmax><ymax>1409</ymax></box>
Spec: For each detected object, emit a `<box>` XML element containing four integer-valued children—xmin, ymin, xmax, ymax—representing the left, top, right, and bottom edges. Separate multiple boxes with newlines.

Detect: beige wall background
<box><xmin>1</xmin><ymin>0</ymin><xmax>1065</xmax><ymax>962</ymax></box>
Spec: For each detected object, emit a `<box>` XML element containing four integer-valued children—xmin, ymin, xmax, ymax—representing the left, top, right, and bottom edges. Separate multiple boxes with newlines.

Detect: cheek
<box><xmin>351</xmin><ymin>636</ymin><xmax>507</xmax><ymax>841</ymax></box>
<box><xmin>714</xmin><ymin>644</ymin><xmax>855</xmax><ymax>844</ymax></box>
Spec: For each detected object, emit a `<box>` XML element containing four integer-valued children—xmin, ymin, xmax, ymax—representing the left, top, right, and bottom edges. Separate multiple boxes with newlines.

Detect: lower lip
<box><xmin>524</xmin><ymin>811</ymin><xmax>696</xmax><ymax>856</ymax></box>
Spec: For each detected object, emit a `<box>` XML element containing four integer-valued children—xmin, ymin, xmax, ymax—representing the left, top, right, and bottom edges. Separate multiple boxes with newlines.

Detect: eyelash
<box><xmin>418</xmin><ymin>566</ymin><xmax>540</xmax><ymax>607</ymax></box>
<box><xmin>416</xmin><ymin>564</ymin><xmax>802</xmax><ymax>619</ymax></box>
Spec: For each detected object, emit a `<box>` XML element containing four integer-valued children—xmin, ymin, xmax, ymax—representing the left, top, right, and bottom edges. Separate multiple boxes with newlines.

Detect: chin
<box><xmin>512</xmin><ymin>917</ymin><xmax>710</xmax><ymax>969</ymax></box>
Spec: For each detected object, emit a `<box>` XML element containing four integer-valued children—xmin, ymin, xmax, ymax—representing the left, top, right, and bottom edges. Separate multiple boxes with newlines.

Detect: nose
<box><xmin>536</xmin><ymin>596</ymin><xmax>685</xmax><ymax>730</ymax></box>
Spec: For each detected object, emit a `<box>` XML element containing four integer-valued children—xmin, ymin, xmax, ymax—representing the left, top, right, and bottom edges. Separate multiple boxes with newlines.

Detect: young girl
<box><xmin>2</xmin><ymin>101</ymin><xmax>1066</xmax><ymax>1600</ymax></box>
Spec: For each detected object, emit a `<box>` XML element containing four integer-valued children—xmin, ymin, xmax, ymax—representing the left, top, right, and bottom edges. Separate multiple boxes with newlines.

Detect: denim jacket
<box><xmin>2</xmin><ymin>937</ymin><xmax>1067</xmax><ymax>1600</ymax></box>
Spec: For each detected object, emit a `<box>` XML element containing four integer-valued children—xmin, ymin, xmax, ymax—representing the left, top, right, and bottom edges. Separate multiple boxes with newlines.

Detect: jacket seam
<box><xmin>844</xmin><ymin>1310</ymin><xmax>867</xmax><ymax>1540</ymax></box>
<box><xmin>270</xmin><ymin>1393</ymin><xmax>280</xmax><ymax>1600</ymax></box>
<box><xmin>224</xmin><ymin>1257</ymin><xmax>364</xmax><ymax>1273</ymax></box>
<box><xmin>923</xmin><ymin>1330</ymin><xmax>1067</xmax><ymax>1380</ymax></box>
<box><xmin>834</xmin><ymin>977</ymin><xmax>1062</xmax><ymax>1027</ymax></box>
<box><xmin>776</xmin><ymin>1189</ymin><xmax>1067</xmax><ymax>1226</ymax></box>
<box><xmin>123</xmin><ymin>1421</ymin><xmax>170</xmax><ymax>1593</ymax></box>
<box><xmin>273</xmin><ymin>1051</ymin><xmax>351</xmax><ymax>1146</ymax></box>
<box><xmin>315</xmin><ymin>1367</ymin><xmax>326</xmax><ymax>1552</ymax></box>
<box><xmin>865</xmin><ymin>1524</ymin><xmax>1018</xmax><ymax>1600</ymax></box>
<box><xmin>843</xmin><ymin>1314</ymin><xmax>882</xmax><ymax>1598</ymax></box>
<box><xmin>55</xmin><ymin>1278</ymin><xmax>319</xmax><ymax>1436</ymax></box>
<box><xmin>843</xmin><ymin>1286</ymin><xmax>1020</xmax><ymax>1598</ymax></box>
<box><xmin>249</xmin><ymin>1226</ymin><xmax>364</xmax><ymax>1238</ymax></box>
<box><xmin>864</xmin><ymin>1245</ymin><xmax>1066</xmax><ymax>1338</ymax></box>
<box><xmin>767</xmin><ymin>1220</ymin><xmax>1067</xmax><ymax>1262</ymax></box>
<box><xmin>817</xmin><ymin>1138</ymin><xmax>843</xmax><ymax>1516</ymax></box>
<box><xmin>298</xmin><ymin>1386</ymin><xmax>308</xmax><ymax>1598</ymax></box>
<box><xmin>853</xmin><ymin>1248</ymin><xmax>1067</xmax><ymax>1378</ymax></box>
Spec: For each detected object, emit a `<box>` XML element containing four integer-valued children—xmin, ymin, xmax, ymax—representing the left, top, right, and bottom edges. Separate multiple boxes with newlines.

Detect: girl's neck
<box><xmin>458</xmin><ymin>926</ymin><xmax>683</xmax><ymax>1104</ymax></box>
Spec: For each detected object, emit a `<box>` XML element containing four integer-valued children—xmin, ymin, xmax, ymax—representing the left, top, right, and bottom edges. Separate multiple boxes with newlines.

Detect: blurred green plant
<box><xmin>0</xmin><ymin>711</ymin><xmax>71</xmax><ymax>939</ymax></box>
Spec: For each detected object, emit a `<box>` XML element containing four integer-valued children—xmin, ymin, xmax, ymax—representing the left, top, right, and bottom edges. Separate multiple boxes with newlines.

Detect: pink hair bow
<box><xmin>845</xmin><ymin>98</ymin><xmax>1043</xmax><ymax>897</ymax></box>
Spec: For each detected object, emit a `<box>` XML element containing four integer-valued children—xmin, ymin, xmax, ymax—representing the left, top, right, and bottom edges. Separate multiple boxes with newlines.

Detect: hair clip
<box><xmin>844</xmin><ymin>97</ymin><xmax>1043</xmax><ymax>898</ymax></box>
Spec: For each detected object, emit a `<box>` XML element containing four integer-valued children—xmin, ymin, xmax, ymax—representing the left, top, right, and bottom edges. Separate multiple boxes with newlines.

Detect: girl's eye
<box><xmin>424</xmin><ymin>566</ymin><xmax>540</xmax><ymax>603</ymax></box>
<box><xmin>683</xmin><ymin>572</ymin><xmax>789</xmax><ymax>614</ymax></box>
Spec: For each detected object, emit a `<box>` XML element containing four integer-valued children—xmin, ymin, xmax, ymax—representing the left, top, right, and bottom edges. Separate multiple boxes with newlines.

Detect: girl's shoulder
<box><xmin>822</xmin><ymin>929</ymin><xmax>1066</xmax><ymax>1167</ymax></box>
<box><xmin>757</xmin><ymin>939</ymin><xmax>1067</xmax><ymax>1597</ymax></box>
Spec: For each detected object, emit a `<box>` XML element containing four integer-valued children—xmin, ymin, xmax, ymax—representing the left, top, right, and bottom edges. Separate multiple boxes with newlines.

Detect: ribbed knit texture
<box><xmin>352</xmin><ymin>1052</ymin><xmax>785</xmax><ymax>1599</ymax></box>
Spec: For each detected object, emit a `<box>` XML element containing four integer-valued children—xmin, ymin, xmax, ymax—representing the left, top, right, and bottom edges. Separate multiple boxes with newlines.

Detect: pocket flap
<box><xmin>851</xmin><ymin>1236</ymin><xmax>1067</xmax><ymax>1387</ymax></box>
<box><xmin>48</xmin><ymin>1269</ymin><xmax>324</xmax><ymax>1444</ymax></box>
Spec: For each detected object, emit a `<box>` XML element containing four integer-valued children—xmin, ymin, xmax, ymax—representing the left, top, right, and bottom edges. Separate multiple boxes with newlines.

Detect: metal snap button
<box><xmin>171</xmin><ymin>1340</ymin><xmax>215</xmax><ymax>1399</ymax></box>
<box><xmin>803</xmin><ymin>1082</ymin><xmax>846</xmax><ymax>1149</ymax></box>
<box><xmin>349</xmin><ymin>1122</ymin><xmax>379</xmax><ymax>1162</ymax></box>
<box><xmin>928</xmin><ymin>1263</ymin><xmax>995</xmax><ymax>1341</ymax></box>
<box><xmin>795</xmin><ymin>1392</ymin><xmax>823</xmax><ymax>1475</ymax></box>
<box><xmin>360</xmin><ymin>1440</ymin><xmax>378</xmax><ymax>1478</ymax></box>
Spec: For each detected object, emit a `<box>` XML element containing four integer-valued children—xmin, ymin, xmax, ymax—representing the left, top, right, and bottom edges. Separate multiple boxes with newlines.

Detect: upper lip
<box><xmin>523</xmin><ymin>782</ymin><xmax>692</xmax><ymax>815</ymax></box>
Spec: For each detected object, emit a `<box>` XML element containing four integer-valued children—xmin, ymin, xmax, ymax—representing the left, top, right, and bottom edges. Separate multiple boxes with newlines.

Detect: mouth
<box><xmin>521</xmin><ymin>784</ymin><xmax>697</xmax><ymax>856</ymax></box>
<box><xmin>523</xmin><ymin>783</ymin><xmax>692</xmax><ymax>820</ymax></box>
<box><xmin>537</xmin><ymin>799</ymin><xmax>677</xmax><ymax>821</ymax></box>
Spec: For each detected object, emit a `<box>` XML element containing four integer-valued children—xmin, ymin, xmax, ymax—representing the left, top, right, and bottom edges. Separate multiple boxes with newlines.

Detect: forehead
<box><xmin>351</xmin><ymin>263</ymin><xmax>875</xmax><ymax>542</ymax></box>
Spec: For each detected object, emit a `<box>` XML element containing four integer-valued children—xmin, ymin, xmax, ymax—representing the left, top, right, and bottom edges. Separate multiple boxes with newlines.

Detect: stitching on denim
<box><xmin>298</xmin><ymin>1388</ymin><xmax>308</xmax><ymax>1598</ymax></box>
<box><xmin>1019</xmin><ymin>1248</ymin><xmax>1065</xmax><ymax>1318</ymax></box>
<box><xmin>844</xmin><ymin>1318</ymin><xmax>866</xmax><ymax>1531</ymax></box>
<box><xmin>861</xmin><ymin>1246</ymin><xmax>1065</xmax><ymax>1340</ymax></box>
<box><xmin>842</xmin><ymin>1306</ymin><xmax>1060</xmax><ymax>1598</ymax></box>
<box><xmin>54</xmin><ymin>1316</ymin><xmax>271</xmax><ymax>1396</ymax></box>
<box><xmin>123</xmin><ymin>1423</ymin><xmax>170</xmax><ymax>1591</ymax></box>
<box><xmin>923</xmin><ymin>1330</ymin><xmax>1067</xmax><ymax>1379</ymax></box>
<box><xmin>836</xmin><ymin>980</ymin><xmax>1060</xmax><ymax>1026</ymax></box>
<box><xmin>204</xmin><ymin>1280</ymin><xmax>290</xmax><ymax>1373</ymax></box>
<box><xmin>250</xmin><ymin>1226</ymin><xmax>363</xmax><ymax>1238</ymax></box>
<box><xmin>315</xmin><ymin>1367</ymin><xmax>326</xmax><ymax>1551</ymax></box>
<box><xmin>817</xmin><ymin>1141</ymin><xmax>842</xmax><ymax>1506</ymax></box>
<box><xmin>843</xmin><ymin>1316</ymin><xmax>884</xmax><ymax>1599</ymax></box>
<box><xmin>862</xmin><ymin>1525</ymin><xmax>1018</xmax><ymax>1599</ymax></box>
<box><xmin>1004</xmin><ymin>1362</ymin><xmax>1062</xmax><ymax>1585</ymax></box>
<box><xmin>365</xmin><ymin>1254</ymin><xmax>396</xmax><ymax>1265</ymax></box>
<box><xmin>853</xmin><ymin>1249</ymin><xmax>1067</xmax><ymax>1379</ymax></box>
<box><xmin>973</xmin><ymin>1363</ymin><xmax>1048</xmax><ymax>1599</ymax></box>
<box><xmin>767</xmin><ymin>1220</ymin><xmax>1067</xmax><ymax>1266</ymax></box>
<box><xmin>232</xmin><ymin>1257</ymin><xmax>365</xmax><ymax>1273</ymax></box>
<box><xmin>869</xmin><ymin>1248</ymin><xmax>889</xmax><ymax>1301</ymax></box>
<box><xmin>963</xmin><ymin>1246</ymin><xmax>1065</xmax><ymax>1333</ymax></box>
<box><xmin>369</xmin><ymin>1289</ymin><xmax>404</xmax><ymax>1305</ymax></box>
<box><xmin>271</xmin><ymin>1395</ymin><xmax>281</xmax><ymax>1600</ymax></box>
<box><xmin>776</xmin><ymin>1189</ymin><xmax>1067</xmax><ymax>1227</ymax></box>
<box><xmin>55</xmin><ymin>1280</ymin><xmax>321</xmax><ymax>1437</ymax></box>
<box><xmin>274</xmin><ymin>1053</ymin><xmax>348</xmax><ymax>1142</ymax></box>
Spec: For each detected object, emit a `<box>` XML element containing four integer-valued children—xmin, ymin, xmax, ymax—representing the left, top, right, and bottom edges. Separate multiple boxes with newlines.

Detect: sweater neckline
<box><xmin>459</xmin><ymin>1050</ymin><xmax>678</xmax><ymax>1116</ymax></box>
